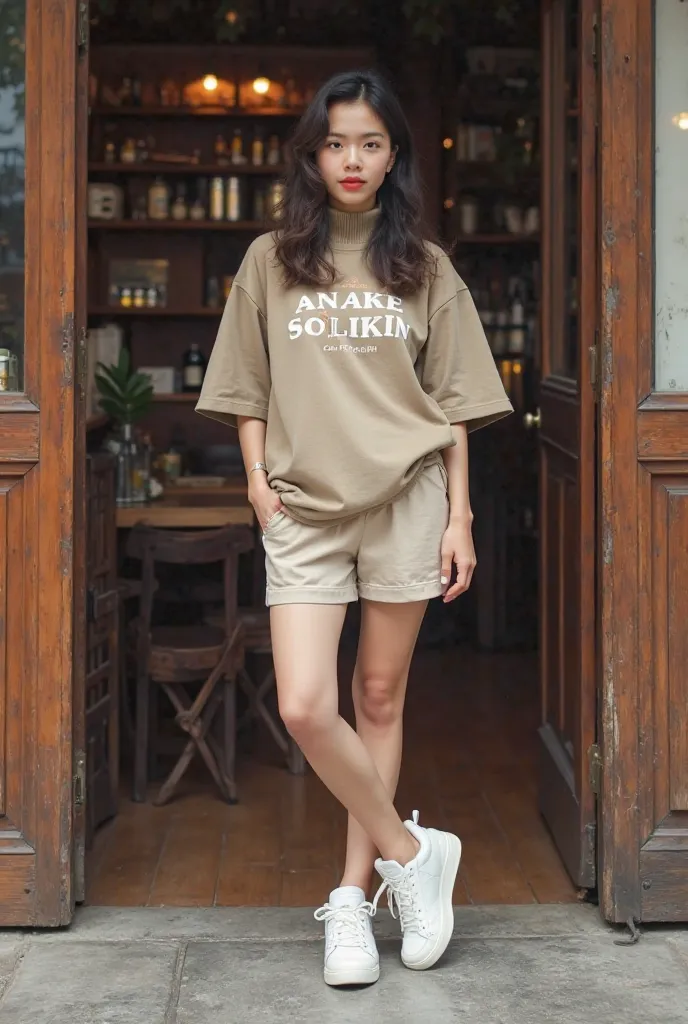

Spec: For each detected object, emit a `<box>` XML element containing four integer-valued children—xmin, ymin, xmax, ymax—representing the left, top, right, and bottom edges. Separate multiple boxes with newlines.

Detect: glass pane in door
<box><xmin>0</xmin><ymin>1</ymin><xmax>26</xmax><ymax>393</ymax></box>
<box><xmin>654</xmin><ymin>0</ymin><xmax>688</xmax><ymax>391</ymax></box>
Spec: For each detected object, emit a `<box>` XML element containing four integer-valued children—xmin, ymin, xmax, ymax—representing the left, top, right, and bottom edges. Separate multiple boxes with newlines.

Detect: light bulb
<box><xmin>672</xmin><ymin>112</ymin><xmax>688</xmax><ymax>131</ymax></box>
<box><xmin>443</xmin><ymin>137</ymin><xmax>454</xmax><ymax>149</ymax></box>
<box><xmin>203</xmin><ymin>74</ymin><xmax>218</xmax><ymax>93</ymax></box>
<box><xmin>253</xmin><ymin>76</ymin><xmax>271</xmax><ymax>96</ymax></box>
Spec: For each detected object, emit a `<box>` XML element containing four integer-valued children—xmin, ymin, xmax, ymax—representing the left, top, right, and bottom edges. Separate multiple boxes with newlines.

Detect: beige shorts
<box><xmin>262</xmin><ymin>460</ymin><xmax>450</xmax><ymax>606</ymax></box>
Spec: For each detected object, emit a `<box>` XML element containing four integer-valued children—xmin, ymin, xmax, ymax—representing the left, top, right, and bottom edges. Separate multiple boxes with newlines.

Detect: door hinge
<box><xmin>588</xmin><ymin>743</ymin><xmax>602</xmax><ymax>796</ymax></box>
<box><xmin>588</xmin><ymin>342</ymin><xmax>598</xmax><ymax>392</ymax></box>
<box><xmin>77</xmin><ymin>2</ymin><xmax>89</xmax><ymax>56</ymax></box>
<box><xmin>77</xmin><ymin>325</ymin><xmax>88</xmax><ymax>398</ymax></box>
<box><xmin>73</xmin><ymin>751</ymin><xmax>86</xmax><ymax>807</ymax></box>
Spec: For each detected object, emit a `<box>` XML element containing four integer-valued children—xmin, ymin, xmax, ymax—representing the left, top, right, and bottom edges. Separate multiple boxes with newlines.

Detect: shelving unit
<box><xmin>441</xmin><ymin>49</ymin><xmax>541</xmax><ymax>651</ymax></box>
<box><xmin>86</xmin><ymin>43</ymin><xmax>371</xmax><ymax>454</ymax></box>
<box><xmin>88</xmin><ymin>220</ymin><xmax>265</xmax><ymax>231</ymax></box>
<box><xmin>92</xmin><ymin>106</ymin><xmax>304</xmax><ymax>119</ymax></box>
<box><xmin>89</xmin><ymin>163</ymin><xmax>288</xmax><ymax>175</ymax></box>
<box><xmin>89</xmin><ymin>307</ymin><xmax>222</xmax><ymax>317</ymax></box>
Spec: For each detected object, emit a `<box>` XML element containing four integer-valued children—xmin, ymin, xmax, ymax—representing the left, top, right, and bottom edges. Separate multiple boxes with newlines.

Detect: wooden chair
<box><xmin>204</xmin><ymin>605</ymin><xmax>306</xmax><ymax>775</ymax></box>
<box><xmin>126</xmin><ymin>524</ymin><xmax>254</xmax><ymax>805</ymax></box>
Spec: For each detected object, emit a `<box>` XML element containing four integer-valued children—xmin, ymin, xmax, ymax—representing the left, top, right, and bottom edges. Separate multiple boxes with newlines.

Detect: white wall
<box><xmin>654</xmin><ymin>0</ymin><xmax>688</xmax><ymax>391</ymax></box>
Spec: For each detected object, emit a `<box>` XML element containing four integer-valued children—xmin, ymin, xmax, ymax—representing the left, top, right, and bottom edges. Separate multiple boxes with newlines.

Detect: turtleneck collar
<box><xmin>328</xmin><ymin>206</ymin><xmax>380</xmax><ymax>249</ymax></box>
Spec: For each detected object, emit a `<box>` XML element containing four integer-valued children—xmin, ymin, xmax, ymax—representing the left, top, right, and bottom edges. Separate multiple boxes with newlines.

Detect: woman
<box><xmin>197</xmin><ymin>68</ymin><xmax>512</xmax><ymax>986</ymax></box>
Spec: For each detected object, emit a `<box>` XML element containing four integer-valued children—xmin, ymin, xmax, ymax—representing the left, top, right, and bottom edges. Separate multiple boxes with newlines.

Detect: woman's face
<box><xmin>316</xmin><ymin>99</ymin><xmax>397</xmax><ymax>213</ymax></box>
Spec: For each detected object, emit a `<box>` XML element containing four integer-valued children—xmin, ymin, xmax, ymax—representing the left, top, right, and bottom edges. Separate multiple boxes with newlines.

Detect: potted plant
<box><xmin>95</xmin><ymin>349</ymin><xmax>154</xmax><ymax>505</ymax></box>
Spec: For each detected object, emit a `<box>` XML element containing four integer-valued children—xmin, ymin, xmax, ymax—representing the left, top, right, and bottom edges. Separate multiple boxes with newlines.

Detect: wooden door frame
<box><xmin>537</xmin><ymin>0</ymin><xmax>598</xmax><ymax>890</ymax></box>
<box><xmin>598</xmin><ymin>0</ymin><xmax>688</xmax><ymax>923</ymax></box>
<box><xmin>0</xmin><ymin>0</ymin><xmax>79</xmax><ymax>925</ymax></box>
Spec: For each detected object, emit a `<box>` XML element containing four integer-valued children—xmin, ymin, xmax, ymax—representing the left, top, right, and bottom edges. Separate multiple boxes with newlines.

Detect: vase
<box><xmin>115</xmin><ymin>423</ymin><xmax>147</xmax><ymax>506</ymax></box>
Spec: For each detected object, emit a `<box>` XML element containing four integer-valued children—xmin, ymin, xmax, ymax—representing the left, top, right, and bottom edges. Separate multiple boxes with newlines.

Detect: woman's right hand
<box><xmin>248</xmin><ymin>473</ymin><xmax>284</xmax><ymax>533</ymax></box>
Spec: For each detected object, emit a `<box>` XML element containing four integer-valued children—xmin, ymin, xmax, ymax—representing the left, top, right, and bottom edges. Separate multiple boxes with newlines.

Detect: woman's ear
<box><xmin>387</xmin><ymin>146</ymin><xmax>398</xmax><ymax>174</ymax></box>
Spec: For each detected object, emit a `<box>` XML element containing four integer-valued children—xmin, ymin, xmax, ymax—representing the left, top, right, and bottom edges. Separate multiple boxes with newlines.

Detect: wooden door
<box><xmin>0</xmin><ymin>0</ymin><xmax>83</xmax><ymax>925</ymax></box>
<box><xmin>536</xmin><ymin>0</ymin><xmax>598</xmax><ymax>889</ymax></box>
<box><xmin>598</xmin><ymin>0</ymin><xmax>688</xmax><ymax>924</ymax></box>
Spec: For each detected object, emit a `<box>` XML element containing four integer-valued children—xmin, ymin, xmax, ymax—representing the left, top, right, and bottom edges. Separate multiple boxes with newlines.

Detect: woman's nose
<box><xmin>344</xmin><ymin>146</ymin><xmax>363</xmax><ymax>169</ymax></box>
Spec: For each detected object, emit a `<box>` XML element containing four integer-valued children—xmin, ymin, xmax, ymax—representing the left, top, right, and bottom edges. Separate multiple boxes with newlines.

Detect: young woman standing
<box><xmin>197</xmin><ymin>69</ymin><xmax>512</xmax><ymax>986</ymax></box>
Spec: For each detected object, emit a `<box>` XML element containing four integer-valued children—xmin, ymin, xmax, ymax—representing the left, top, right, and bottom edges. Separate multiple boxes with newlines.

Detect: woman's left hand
<box><xmin>440</xmin><ymin>517</ymin><xmax>477</xmax><ymax>603</ymax></box>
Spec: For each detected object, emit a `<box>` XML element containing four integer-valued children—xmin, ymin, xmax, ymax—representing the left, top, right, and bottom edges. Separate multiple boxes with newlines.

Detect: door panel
<box><xmin>0</xmin><ymin>0</ymin><xmax>81</xmax><ymax>925</ymax></box>
<box><xmin>538</xmin><ymin>0</ymin><xmax>597</xmax><ymax>889</ymax></box>
<box><xmin>599</xmin><ymin>0</ymin><xmax>688</xmax><ymax>925</ymax></box>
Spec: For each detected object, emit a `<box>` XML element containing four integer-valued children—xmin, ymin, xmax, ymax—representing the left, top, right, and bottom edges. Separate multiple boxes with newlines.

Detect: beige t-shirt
<box><xmin>196</xmin><ymin>206</ymin><xmax>513</xmax><ymax>525</ymax></box>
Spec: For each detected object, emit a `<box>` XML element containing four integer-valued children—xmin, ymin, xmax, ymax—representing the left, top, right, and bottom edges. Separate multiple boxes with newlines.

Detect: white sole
<box><xmin>402</xmin><ymin>832</ymin><xmax>462</xmax><ymax>971</ymax></box>
<box><xmin>323</xmin><ymin>964</ymin><xmax>380</xmax><ymax>987</ymax></box>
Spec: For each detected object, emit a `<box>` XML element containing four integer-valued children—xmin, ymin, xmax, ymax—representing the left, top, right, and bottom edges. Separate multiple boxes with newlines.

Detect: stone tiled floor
<box><xmin>1</xmin><ymin>906</ymin><xmax>688</xmax><ymax>1024</ymax></box>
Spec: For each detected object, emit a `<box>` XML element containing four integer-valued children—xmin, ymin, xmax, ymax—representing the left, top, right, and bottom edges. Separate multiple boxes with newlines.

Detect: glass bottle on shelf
<box><xmin>148</xmin><ymin>176</ymin><xmax>170</xmax><ymax>219</ymax></box>
<box><xmin>226</xmin><ymin>176</ymin><xmax>242</xmax><ymax>221</ymax></box>
<box><xmin>209</xmin><ymin>177</ymin><xmax>224</xmax><ymax>220</ymax></box>
<box><xmin>231</xmin><ymin>128</ymin><xmax>245</xmax><ymax>165</ymax></box>
<box><xmin>181</xmin><ymin>343</ymin><xmax>206</xmax><ymax>392</ymax></box>
<box><xmin>116</xmin><ymin>424</ymin><xmax>146</xmax><ymax>506</ymax></box>
<box><xmin>267</xmin><ymin>134</ymin><xmax>281</xmax><ymax>166</ymax></box>
<box><xmin>253</xmin><ymin>186</ymin><xmax>266</xmax><ymax>222</ymax></box>
<box><xmin>171</xmin><ymin>182</ymin><xmax>188</xmax><ymax>220</ymax></box>
<box><xmin>190</xmin><ymin>178</ymin><xmax>208</xmax><ymax>220</ymax></box>
<box><xmin>206</xmin><ymin>275</ymin><xmax>220</xmax><ymax>309</ymax></box>
<box><xmin>214</xmin><ymin>134</ymin><xmax>229</xmax><ymax>166</ymax></box>
<box><xmin>104</xmin><ymin>140</ymin><xmax>116</xmax><ymax>164</ymax></box>
<box><xmin>140</xmin><ymin>432</ymin><xmax>153</xmax><ymax>499</ymax></box>
<box><xmin>120</xmin><ymin>137</ymin><xmax>137</xmax><ymax>164</ymax></box>
<box><xmin>252</xmin><ymin>127</ymin><xmax>264</xmax><ymax>166</ymax></box>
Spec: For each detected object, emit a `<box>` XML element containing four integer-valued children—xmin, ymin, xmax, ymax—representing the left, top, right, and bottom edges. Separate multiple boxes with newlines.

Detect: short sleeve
<box><xmin>418</xmin><ymin>273</ymin><xmax>513</xmax><ymax>432</ymax></box>
<box><xmin>196</xmin><ymin>276</ymin><xmax>270</xmax><ymax>429</ymax></box>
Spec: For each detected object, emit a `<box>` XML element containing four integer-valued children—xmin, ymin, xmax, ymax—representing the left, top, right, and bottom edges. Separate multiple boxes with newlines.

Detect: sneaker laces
<box><xmin>313</xmin><ymin>901</ymin><xmax>375</xmax><ymax>948</ymax></box>
<box><xmin>372</xmin><ymin>871</ymin><xmax>430</xmax><ymax>938</ymax></box>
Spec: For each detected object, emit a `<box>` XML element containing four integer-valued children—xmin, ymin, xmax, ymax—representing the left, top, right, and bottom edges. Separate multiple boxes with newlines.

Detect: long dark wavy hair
<box><xmin>273</xmin><ymin>69</ymin><xmax>435</xmax><ymax>296</ymax></box>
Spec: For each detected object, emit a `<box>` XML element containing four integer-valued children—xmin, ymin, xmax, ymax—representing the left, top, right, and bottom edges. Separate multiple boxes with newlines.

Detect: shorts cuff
<box><xmin>357</xmin><ymin>579</ymin><xmax>444</xmax><ymax>604</ymax></box>
<box><xmin>266</xmin><ymin>584</ymin><xmax>358</xmax><ymax>607</ymax></box>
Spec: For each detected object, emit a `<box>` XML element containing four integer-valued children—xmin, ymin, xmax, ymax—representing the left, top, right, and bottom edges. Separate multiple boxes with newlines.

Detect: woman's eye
<box><xmin>365</xmin><ymin>142</ymin><xmax>380</xmax><ymax>149</ymax></box>
<box><xmin>327</xmin><ymin>141</ymin><xmax>342</xmax><ymax>149</ymax></box>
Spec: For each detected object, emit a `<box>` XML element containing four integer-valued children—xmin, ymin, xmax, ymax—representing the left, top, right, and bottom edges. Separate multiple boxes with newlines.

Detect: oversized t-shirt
<box><xmin>196</xmin><ymin>206</ymin><xmax>513</xmax><ymax>526</ymax></box>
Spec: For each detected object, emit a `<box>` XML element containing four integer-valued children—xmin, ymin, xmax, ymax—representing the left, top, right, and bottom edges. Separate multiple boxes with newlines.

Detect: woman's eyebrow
<box><xmin>327</xmin><ymin>131</ymin><xmax>386</xmax><ymax>139</ymax></box>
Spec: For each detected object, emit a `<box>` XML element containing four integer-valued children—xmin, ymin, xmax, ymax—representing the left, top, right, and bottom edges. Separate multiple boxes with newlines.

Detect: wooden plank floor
<box><xmin>86</xmin><ymin>647</ymin><xmax>577</xmax><ymax>908</ymax></box>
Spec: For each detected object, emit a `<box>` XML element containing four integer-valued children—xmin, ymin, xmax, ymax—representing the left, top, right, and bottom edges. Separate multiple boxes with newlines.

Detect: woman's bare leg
<box><xmin>270</xmin><ymin>603</ymin><xmax>418</xmax><ymax>867</ymax></box>
<box><xmin>340</xmin><ymin>600</ymin><xmax>427</xmax><ymax>893</ymax></box>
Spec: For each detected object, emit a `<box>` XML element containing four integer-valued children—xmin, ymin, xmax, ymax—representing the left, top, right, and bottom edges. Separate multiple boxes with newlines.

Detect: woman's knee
<box><xmin>278</xmin><ymin>687</ymin><xmax>334</xmax><ymax>742</ymax></box>
<box><xmin>356</xmin><ymin>672</ymin><xmax>405</xmax><ymax>728</ymax></box>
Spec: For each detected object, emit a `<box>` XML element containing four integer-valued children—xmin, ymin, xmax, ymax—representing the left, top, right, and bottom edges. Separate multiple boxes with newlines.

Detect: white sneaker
<box><xmin>314</xmin><ymin>885</ymin><xmax>380</xmax><ymax>987</ymax></box>
<box><xmin>373</xmin><ymin>811</ymin><xmax>461</xmax><ymax>971</ymax></box>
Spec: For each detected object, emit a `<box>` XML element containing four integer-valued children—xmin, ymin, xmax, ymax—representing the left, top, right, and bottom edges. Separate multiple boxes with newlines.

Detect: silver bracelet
<box><xmin>249</xmin><ymin>462</ymin><xmax>268</xmax><ymax>476</ymax></box>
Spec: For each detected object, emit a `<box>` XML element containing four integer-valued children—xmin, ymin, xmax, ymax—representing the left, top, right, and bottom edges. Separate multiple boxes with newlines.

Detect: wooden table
<box><xmin>116</xmin><ymin>486</ymin><xmax>254</xmax><ymax>529</ymax></box>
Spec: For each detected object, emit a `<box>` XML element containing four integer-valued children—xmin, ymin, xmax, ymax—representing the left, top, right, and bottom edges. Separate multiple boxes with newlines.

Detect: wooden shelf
<box><xmin>88</xmin><ymin>219</ymin><xmax>264</xmax><ymax>231</ymax></box>
<box><xmin>92</xmin><ymin>105</ymin><xmax>304</xmax><ymax>118</ymax></box>
<box><xmin>89</xmin><ymin>307</ymin><xmax>222</xmax><ymax>318</ymax></box>
<box><xmin>152</xmin><ymin>392</ymin><xmax>200</xmax><ymax>403</ymax></box>
<box><xmin>454</xmin><ymin>234</ymin><xmax>540</xmax><ymax>245</ymax></box>
<box><xmin>89</xmin><ymin>162</ymin><xmax>287</xmax><ymax>175</ymax></box>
